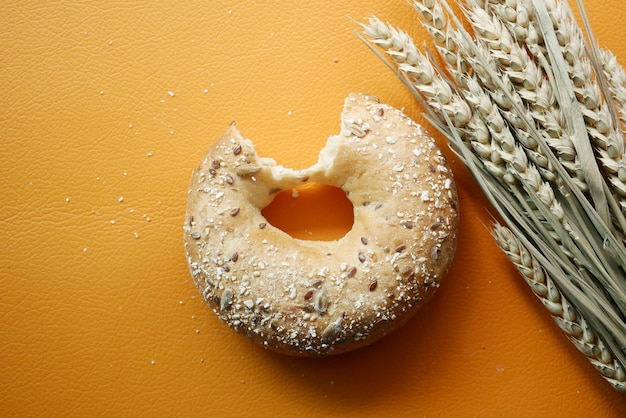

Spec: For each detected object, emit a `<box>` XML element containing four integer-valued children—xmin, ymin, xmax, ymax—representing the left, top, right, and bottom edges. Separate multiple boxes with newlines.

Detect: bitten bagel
<box><xmin>184</xmin><ymin>93</ymin><xmax>459</xmax><ymax>356</ymax></box>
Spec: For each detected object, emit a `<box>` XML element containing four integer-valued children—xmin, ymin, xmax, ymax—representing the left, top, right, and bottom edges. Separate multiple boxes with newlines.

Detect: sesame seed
<box><xmin>230</xmin><ymin>207</ymin><xmax>240</xmax><ymax>217</ymax></box>
<box><xmin>225</xmin><ymin>174</ymin><xmax>234</xmax><ymax>185</ymax></box>
<box><xmin>361</xmin><ymin>237</ymin><xmax>368</xmax><ymax>245</ymax></box>
<box><xmin>259</xmin><ymin>222</ymin><xmax>267</xmax><ymax>229</ymax></box>
<box><xmin>190</xmin><ymin>232</ymin><xmax>201</xmax><ymax>240</ymax></box>
<box><xmin>231</xmin><ymin>252</ymin><xmax>239</xmax><ymax>262</ymax></box>
<box><xmin>358</xmin><ymin>252</ymin><xmax>366</xmax><ymax>263</ymax></box>
<box><xmin>304</xmin><ymin>290</ymin><xmax>314</xmax><ymax>300</ymax></box>
<box><xmin>369</xmin><ymin>280</ymin><xmax>378</xmax><ymax>291</ymax></box>
<box><xmin>233</xmin><ymin>144</ymin><xmax>242</xmax><ymax>155</ymax></box>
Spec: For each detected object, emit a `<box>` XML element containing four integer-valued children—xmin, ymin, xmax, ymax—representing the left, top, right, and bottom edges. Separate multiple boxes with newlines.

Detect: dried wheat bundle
<box><xmin>359</xmin><ymin>0</ymin><xmax>626</xmax><ymax>391</ymax></box>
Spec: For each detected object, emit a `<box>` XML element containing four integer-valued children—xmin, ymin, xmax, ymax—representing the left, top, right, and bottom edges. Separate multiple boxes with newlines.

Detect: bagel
<box><xmin>184</xmin><ymin>93</ymin><xmax>459</xmax><ymax>356</ymax></box>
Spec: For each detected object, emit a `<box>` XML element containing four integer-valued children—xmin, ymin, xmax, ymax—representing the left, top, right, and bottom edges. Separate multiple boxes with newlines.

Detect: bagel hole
<box><xmin>261</xmin><ymin>183</ymin><xmax>354</xmax><ymax>241</ymax></box>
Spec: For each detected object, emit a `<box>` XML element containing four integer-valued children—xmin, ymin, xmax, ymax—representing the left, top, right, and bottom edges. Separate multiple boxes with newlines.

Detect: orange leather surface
<box><xmin>2</xmin><ymin>1</ymin><xmax>625</xmax><ymax>416</ymax></box>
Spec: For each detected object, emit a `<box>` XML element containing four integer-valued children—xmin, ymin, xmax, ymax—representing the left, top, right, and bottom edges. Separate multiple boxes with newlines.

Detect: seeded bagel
<box><xmin>184</xmin><ymin>93</ymin><xmax>459</xmax><ymax>356</ymax></box>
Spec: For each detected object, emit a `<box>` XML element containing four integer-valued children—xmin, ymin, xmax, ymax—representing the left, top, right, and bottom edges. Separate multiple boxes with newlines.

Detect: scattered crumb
<box><xmin>167</xmin><ymin>91</ymin><xmax>175</xmax><ymax>97</ymax></box>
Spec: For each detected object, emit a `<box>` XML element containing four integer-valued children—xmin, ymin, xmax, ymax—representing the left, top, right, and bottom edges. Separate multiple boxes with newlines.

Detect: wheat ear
<box><xmin>600</xmin><ymin>49</ymin><xmax>626</xmax><ymax>220</ymax></box>
<box><xmin>359</xmin><ymin>17</ymin><xmax>472</xmax><ymax>131</ymax></box>
<box><xmin>493</xmin><ymin>223</ymin><xmax>626</xmax><ymax>391</ymax></box>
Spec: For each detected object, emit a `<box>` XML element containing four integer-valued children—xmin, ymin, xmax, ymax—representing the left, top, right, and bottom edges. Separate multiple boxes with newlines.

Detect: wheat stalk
<box><xmin>359</xmin><ymin>0</ymin><xmax>626</xmax><ymax>391</ymax></box>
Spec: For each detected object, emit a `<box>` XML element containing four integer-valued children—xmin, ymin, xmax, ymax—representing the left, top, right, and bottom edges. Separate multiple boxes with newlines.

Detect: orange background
<box><xmin>2</xmin><ymin>1</ymin><xmax>625</xmax><ymax>416</ymax></box>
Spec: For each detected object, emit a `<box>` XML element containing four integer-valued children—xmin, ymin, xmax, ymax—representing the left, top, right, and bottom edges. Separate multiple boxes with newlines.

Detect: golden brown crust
<box><xmin>184</xmin><ymin>93</ymin><xmax>459</xmax><ymax>356</ymax></box>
